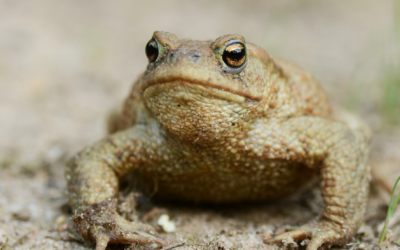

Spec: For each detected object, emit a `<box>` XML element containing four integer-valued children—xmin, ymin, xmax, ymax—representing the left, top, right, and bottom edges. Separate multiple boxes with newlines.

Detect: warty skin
<box><xmin>66</xmin><ymin>31</ymin><xmax>371</xmax><ymax>250</ymax></box>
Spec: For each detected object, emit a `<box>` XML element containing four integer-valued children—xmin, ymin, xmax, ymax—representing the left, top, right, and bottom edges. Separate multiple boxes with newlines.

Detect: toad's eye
<box><xmin>145</xmin><ymin>38</ymin><xmax>159</xmax><ymax>62</ymax></box>
<box><xmin>222</xmin><ymin>41</ymin><xmax>246</xmax><ymax>68</ymax></box>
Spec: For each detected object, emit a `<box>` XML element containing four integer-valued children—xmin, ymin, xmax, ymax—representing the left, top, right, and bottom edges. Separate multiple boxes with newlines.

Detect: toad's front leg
<box><xmin>66</xmin><ymin>126</ymin><xmax>167</xmax><ymax>250</ymax></box>
<box><xmin>260</xmin><ymin>117</ymin><xmax>370</xmax><ymax>250</ymax></box>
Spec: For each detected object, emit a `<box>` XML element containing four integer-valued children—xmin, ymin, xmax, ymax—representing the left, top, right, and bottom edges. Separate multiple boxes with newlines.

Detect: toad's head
<box><xmin>140</xmin><ymin>31</ymin><xmax>280</xmax><ymax>143</ymax></box>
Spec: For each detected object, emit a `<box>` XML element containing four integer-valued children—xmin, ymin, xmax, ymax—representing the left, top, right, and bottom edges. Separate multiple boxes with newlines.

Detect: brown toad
<box><xmin>66</xmin><ymin>31</ymin><xmax>371</xmax><ymax>250</ymax></box>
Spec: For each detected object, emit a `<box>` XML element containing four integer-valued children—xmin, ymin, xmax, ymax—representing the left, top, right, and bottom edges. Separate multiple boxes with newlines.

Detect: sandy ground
<box><xmin>1</xmin><ymin>1</ymin><xmax>400</xmax><ymax>249</ymax></box>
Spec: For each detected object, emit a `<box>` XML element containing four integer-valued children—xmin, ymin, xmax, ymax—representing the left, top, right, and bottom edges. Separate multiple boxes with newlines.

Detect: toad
<box><xmin>66</xmin><ymin>31</ymin><xmax>371</xmax><ymax>250</ymax></box>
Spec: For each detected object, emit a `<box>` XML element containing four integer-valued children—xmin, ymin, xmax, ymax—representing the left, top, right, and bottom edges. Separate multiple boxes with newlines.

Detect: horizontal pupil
<box><xmin>147</xmin><ymin>44</ymin><xmax>157</xmax><ymax>54</ymax></box>
<box><xmin>227</xmin><ymin>50</ymin><xmax>244</xmax><ymax>59</ymax></box>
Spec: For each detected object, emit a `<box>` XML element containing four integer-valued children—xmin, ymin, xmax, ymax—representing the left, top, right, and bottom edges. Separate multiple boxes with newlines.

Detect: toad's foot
<box><xmin>263</xmin><ymin>221</ymin><xmax>350</xmax><ymax>250</ymax></box>
<box><xmin>71</xmin><ymin>199</ymin><xmax>166</xmax><ymax>250</ymax></box>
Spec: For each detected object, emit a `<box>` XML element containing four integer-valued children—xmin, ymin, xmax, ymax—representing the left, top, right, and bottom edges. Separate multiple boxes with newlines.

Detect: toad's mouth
<box><xmin>141</xmin><ymin>77</ymin><xmax>262</xmax><ymax>103</ymax></box>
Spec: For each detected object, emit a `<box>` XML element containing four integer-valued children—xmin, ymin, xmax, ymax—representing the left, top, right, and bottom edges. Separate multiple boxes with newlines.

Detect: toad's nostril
<box><xmin>191</xmin><ymin>53</ymin><xmax>201</xmax><ymax>63</ymax></box>
<box><xmin>168</xmin><ymin>52</ymin><xmax>175</xmax><ymax>63</ymax></box>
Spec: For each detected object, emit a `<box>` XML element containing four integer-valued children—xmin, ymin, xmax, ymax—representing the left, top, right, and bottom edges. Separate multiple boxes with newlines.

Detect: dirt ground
<box><xmin>1</xmin><ymin>1</ymin><xmax>400</xmax><ymax>249</ymax></box>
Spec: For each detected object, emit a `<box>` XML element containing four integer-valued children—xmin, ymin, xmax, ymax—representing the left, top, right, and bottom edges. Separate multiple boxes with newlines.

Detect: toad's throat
<box><xmin>142</xmin><ymin>77</ymin><xmax>262</xmax><ymax>102</ymax></box>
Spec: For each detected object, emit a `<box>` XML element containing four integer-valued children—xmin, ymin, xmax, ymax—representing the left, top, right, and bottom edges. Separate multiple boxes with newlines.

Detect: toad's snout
<box><xmin>167</xmin><ymin>50</ymin><xmax>204</xmax><ymax>65</ymax></box>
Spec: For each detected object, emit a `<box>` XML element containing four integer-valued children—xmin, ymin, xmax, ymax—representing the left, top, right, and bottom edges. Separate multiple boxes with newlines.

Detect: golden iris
<box><xmin>145</xmin><ymin>38</ymin><xmax>159</xmax><ymax>62</ymax></box>
<box><xmin>222</xmin><ymin>42</ymin><xmax>246</xmax><ymax>68</ymax></box>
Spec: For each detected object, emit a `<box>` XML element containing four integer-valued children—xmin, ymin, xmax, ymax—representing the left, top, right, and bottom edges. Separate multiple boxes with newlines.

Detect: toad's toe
<box><xmin>263</xmin><ymin>223</ymin><xmax>346</xmax><ymax>250</ymax></box>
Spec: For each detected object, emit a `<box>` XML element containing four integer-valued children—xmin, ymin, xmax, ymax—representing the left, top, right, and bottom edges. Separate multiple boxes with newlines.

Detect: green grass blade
<box><xmin>379</xmin><ymin>176</ymin><xmax>400</xmax><ymax>243</ymax></box>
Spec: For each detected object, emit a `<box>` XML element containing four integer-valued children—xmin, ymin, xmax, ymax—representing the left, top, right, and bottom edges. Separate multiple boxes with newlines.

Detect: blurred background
<box><xmin>0</xmin><ymin>1</ymin><xmax>399</xmax><ymax>249</ymax></box>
